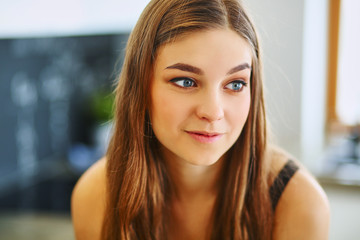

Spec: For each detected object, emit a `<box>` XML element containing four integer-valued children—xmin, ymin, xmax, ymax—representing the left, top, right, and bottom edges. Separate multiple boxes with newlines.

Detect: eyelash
<box><xmin>224</xmin><ymin>80</ymin><xmax>248</xmax><ymax>92</ymax></box>
<box><xmin>169</xmin><ymin>77</ymin><xmax>248</xmax><ymax>92</ymax></box>
<box><xmin>169</xmin><ymin>77</ymin><xmax>197</xmax><ymax>88</ymax></box>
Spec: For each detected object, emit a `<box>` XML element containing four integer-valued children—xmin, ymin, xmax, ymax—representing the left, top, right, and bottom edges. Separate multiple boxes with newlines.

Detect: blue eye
<box><xmin>225</xmin><ymin>80</ymin><xmax>247</xmax><ymax>91</ymax></box>
<box><xmin>170</xmin><ymin>77</ymin><xmax>196</xmax><ymax>88</ymax></box>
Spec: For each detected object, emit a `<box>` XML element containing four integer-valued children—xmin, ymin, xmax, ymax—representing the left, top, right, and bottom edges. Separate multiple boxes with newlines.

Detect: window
<box><xmin>328</xmin><ymin>0</ymin><xmax>360</xmax><ymax>130</ymax></box>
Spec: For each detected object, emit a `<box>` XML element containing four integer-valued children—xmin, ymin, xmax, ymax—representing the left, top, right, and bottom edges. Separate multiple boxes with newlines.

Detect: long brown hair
<box><xmin>102</xmin><ymin>0</ymin><xmax>273</xmax><ymax>239</ymax></box>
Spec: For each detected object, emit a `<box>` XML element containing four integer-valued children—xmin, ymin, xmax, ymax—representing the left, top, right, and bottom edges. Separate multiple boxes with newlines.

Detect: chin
<box><xmin>183</xmin><ymin>152</ymin><xmax>225</xmax><ymax>166</ymax></box>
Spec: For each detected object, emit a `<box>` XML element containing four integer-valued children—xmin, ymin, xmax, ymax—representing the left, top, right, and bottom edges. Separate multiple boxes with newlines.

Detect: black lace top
<box><xmin>269</xmin><ymin>160</ymin><xmax>299</xmax><ymax>211</ymax></box>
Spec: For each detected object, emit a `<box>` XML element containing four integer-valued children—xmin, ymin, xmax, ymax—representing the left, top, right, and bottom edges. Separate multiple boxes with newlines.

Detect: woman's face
<box><xmin>150</xmin><ymin>29</ymin><xmax>252</xmax><ymax>166</ymax></box>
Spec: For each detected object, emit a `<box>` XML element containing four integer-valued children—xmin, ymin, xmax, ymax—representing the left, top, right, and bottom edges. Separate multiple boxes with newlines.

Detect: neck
<box><xmin>160</xmin><ymin>149</ymin><xmax>226</xmax><ymax>240</ymax></box>
<box><xmin>162</xmin><ymin>150</ymin><xmax>225</xmax><ymax>202</ymax></box>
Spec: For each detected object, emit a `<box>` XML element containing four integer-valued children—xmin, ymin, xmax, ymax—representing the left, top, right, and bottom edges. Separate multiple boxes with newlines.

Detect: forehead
<box><xmin>154</xmin><ymin>28</ymin><xmax>253</xmax><ymax>70</ymax></box>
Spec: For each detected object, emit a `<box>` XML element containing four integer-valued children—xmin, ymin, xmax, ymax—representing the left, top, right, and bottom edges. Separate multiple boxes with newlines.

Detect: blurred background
<box><xmin>0</xmin><ymin>0</ymin><xmax>359</xmax><ymax>239</ymax></box>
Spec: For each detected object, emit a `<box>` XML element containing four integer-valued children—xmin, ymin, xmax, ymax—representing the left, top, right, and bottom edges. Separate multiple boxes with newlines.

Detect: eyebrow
<box><xmin>226</xmin><ymin>63</ymin><xmax>252</xmax><ymax>75</ymax></box>
<box><xmin>165</xmin><ymin>62</ymin><xmax>251</xmax><ymax>75</ymax></box>
<box><xmin>165</xmin><ymin>63</ymin><xmax>203</xmax><ymax>75</ymax></box>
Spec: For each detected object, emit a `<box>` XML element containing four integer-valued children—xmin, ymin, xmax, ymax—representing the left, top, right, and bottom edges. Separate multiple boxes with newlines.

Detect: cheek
<box><xmin>150</xmin><ymin>89</ymin><xmax>184</xmax><ymax>133</ymax></box>
<box><xmin>228</xmin><ymin>95</ymin><xmax>251</xmax><ymax>132</ymax></box>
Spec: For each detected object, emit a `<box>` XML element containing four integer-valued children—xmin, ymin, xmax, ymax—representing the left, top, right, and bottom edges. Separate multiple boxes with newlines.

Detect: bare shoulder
<box><xmin>268</xmin><ymin>147</ymin><xmax>330</xmax><ymax>240</ymax></box>
<box><xmin>71</xmin><ymin>157</ymin><xmax>107</xmax><ymax>240</ymax></box>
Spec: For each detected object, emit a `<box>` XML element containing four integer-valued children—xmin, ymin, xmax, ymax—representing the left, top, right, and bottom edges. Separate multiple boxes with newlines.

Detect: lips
<box><xmin>185</xmin><ymin>130</ymin><xmax>224</xmax><ymax>143</ymax></box>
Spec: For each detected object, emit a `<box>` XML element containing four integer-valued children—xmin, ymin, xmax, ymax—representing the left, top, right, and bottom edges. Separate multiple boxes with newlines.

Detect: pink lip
<box><xmin>185</xmin><ymin>131</ymin><xmax>223</xmax><ymax>143</ymax></box>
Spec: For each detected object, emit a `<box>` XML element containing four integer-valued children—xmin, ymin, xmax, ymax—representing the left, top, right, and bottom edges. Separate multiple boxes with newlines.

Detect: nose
<box><xmin>196</xmin><ymin>91</ymin><xmax>224</xmax><ymax>122</ymax></box>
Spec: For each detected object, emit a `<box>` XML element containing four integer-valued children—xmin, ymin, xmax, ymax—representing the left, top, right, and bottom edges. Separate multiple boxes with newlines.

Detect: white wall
<box><xmin>0</xmin><ymin>0</ymin><xmax>150</xmax><ymax>38</ymax></box>
<box><xmin>301</xmin><ymin>0</ymin><xmax>329</xmax><ymax>172</ymax></box>
<box><xmin>245</xmin><ymin>0</ymin><xmax>329</xmax><ymax>173</ymax></box>
<box><xmin>244</xmin><ymin>0</ymin><xmax>305</xmax><ymax>159</ymax></box>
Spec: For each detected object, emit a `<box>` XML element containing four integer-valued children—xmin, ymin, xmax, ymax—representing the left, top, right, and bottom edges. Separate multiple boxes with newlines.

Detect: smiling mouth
<box><xmin>185</xmin><ymin>130</ymin><xmax>224</xmax><ymax>143</ymax></box>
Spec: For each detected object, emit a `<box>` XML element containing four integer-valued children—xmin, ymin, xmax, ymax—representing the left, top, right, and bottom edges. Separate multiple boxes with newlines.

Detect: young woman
<box><xmin>71</xmin><ymin>0</ymin><xmax>330</xmax><ymax>239</ymax></box>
